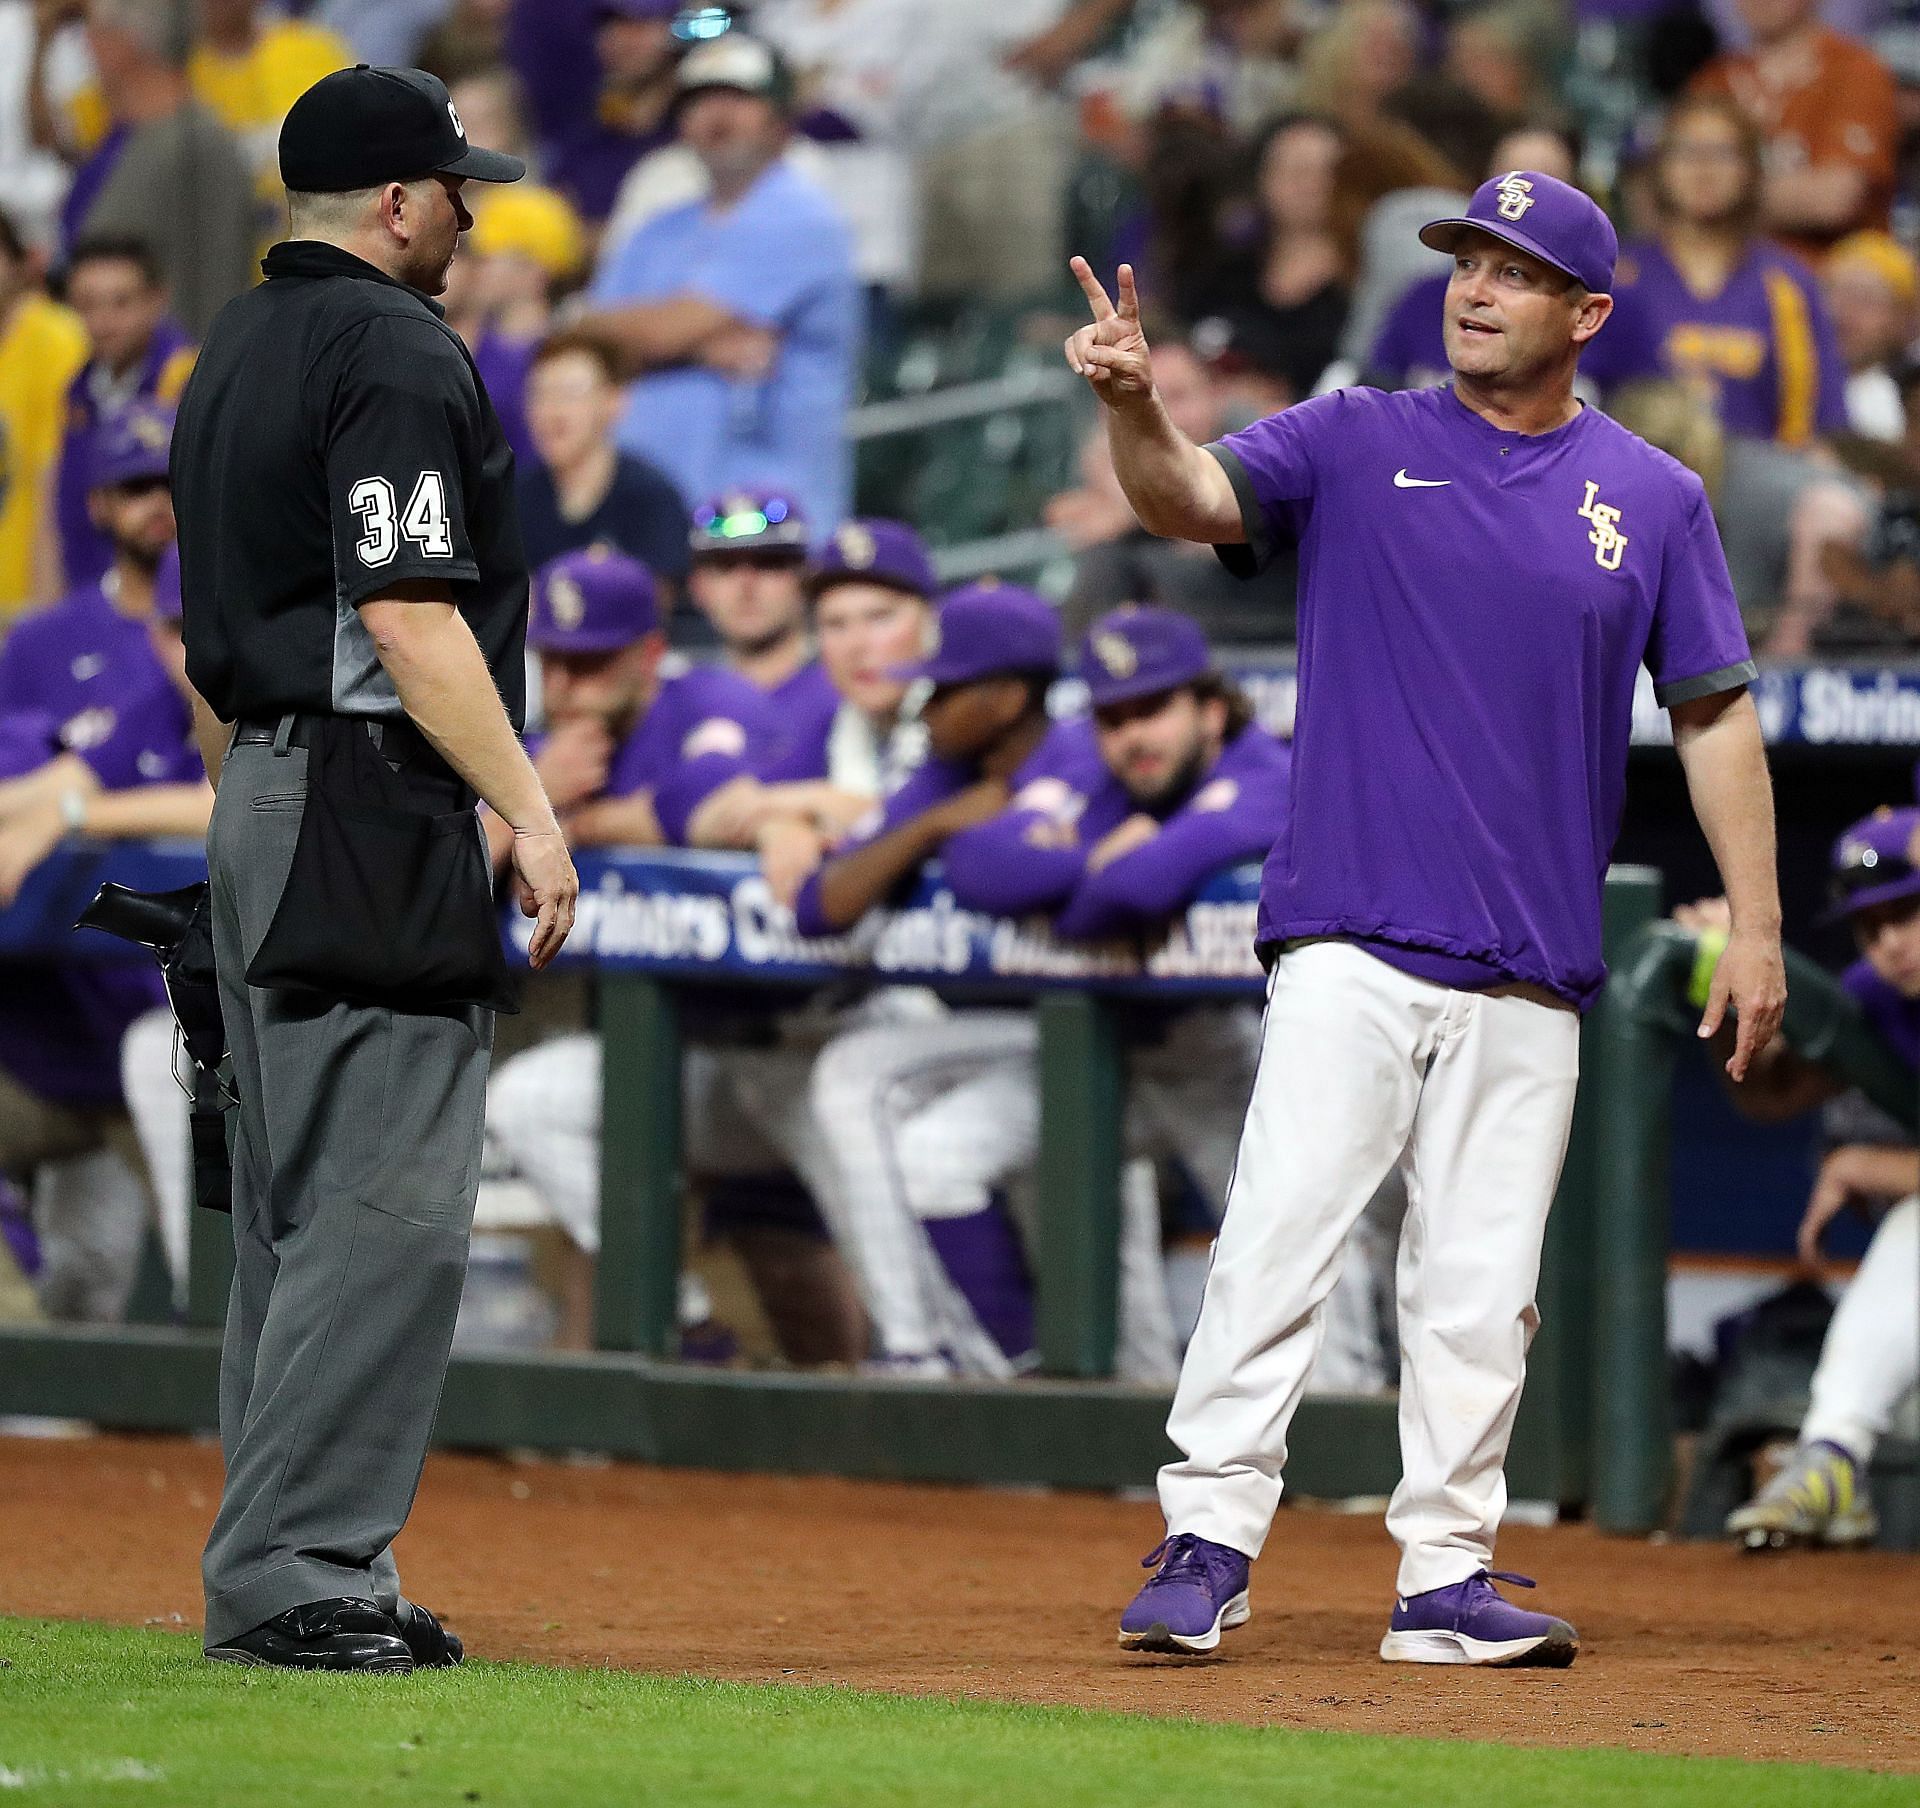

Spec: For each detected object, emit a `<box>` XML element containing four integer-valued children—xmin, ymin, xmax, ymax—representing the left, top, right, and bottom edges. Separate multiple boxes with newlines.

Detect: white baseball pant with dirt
<box><xmin>1801</xmin><ymin>1193</ymin><xmax>1919</xmax><ymax>1464</ymax></box>
<box><xmin>1159</xmin><ymin>941</ymin><xmax>1580</xmax><ymax>1599</ymax></box>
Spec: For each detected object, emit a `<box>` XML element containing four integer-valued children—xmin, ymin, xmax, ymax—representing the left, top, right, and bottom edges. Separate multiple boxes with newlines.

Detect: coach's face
<box><xmin>1094</xmin><ymin>685</ymin><xmax>1223</xmax><ymax>810</ymax></box>
<box><xmin>1442</xmin><ymin>229</ymin><xmax>1610</xmax><ymax>387</ymax></box>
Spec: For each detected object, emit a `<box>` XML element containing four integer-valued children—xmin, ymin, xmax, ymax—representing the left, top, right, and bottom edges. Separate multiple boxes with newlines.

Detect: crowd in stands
<box><xmin>5</xmin><ymin>0</ymin><xmax>1920</xmax><ymax>1385</ymax></box>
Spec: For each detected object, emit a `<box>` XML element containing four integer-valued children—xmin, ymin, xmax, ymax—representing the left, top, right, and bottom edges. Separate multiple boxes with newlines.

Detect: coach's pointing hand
<box><xmin>1065</xmin><ymin>258</ymin><xmax>1153</xmax><ymax>405</ymax></box>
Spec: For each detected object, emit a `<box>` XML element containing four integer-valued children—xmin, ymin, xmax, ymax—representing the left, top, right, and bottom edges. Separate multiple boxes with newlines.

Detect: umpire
<box><xmin>172</xmin><ymin>67</ymin><xmax>578</xmax><ymax>1672</ymax></box>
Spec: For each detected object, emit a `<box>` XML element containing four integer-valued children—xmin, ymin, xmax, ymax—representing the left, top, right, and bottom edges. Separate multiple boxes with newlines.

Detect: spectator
<box><xmin>1598</xmin><ymin>96</ymin><xmax>1847</xmax><ymax>446</ymax></box>
<box><xmin>1692</xmin><ymin>0</ymin><xmax>1900</xmax><ymax>261</ymax></box>
<box><xmin>54</xmin><ymin>0</ymin><xmax>255</xmax><ymax>336</ymax></box>
<box><xmin>1296</xmin><ymin>0</ymin><xmax>1421</xmax><ymax>130</ymax></box>
<box><xmin>1053</xmin><ymin>340</ymin><xmax>1297</xmax><ymax>645</ymax></box>
<box><xmin>309</xmin><ymin>0</ymin><xmax>453</xmax><ymax>67</ymax></box>
<box><xmin>417</xmin><ymin>0</ymin><xmax>511</xmax><ymax>85</ymax></box>
<box><xmin>516</xmin><ymin>332</ymin><xmax>691</xmax><ymax>594</ymax></box>
<box><xmin>187</xmin><ymin>0</ymin><xmax>353</xmax><ymax>190</ymax></box>
<box><xmin>0</xmin><ymin>0</ymin><xmax>75</xmax><ymax>249</ymax></box>
<box><xmin>51</xmin><ymin>235</ymin><xmax>194</xmax><ymax>595</ymax></box>
<box><xmin>684</xmin><ymin>490</ymin><xmax>836</xmax><ymax>708</ymax></box>
<box><xmin>546</xmin><ymin>0</ymin><xmax>682</xmax><ymax>230</ymax></box>
<box><xmin>0</xmin><ymin>207</ymin><xmax>86</xmax><ymax>621</ymax></box>
<box><xmin>1185</xmin><ymin>113</ymin><xmax>1350</xmax><ymax>406</ymax></box>
<box><xmin>1103</xmin><ymin>0</ymin><xmax>1299</xmax><ymax>137</ymax></box>
<box><xmin>0</xmin><ymin>401</ymin><xmax>206</xmax><ymax>1325</ymax></box>
<box><xmin>582</xmin><ymin>34</ymin><xmax>860</xmax><ymax>538</ymax></box>
<box><xmin>1365</xmin><ymin>123</ymin><xmax>1581</xmax><ymax>390</ymax></box>
<box><xmin>1822</xmin><ymin>230</ymin><xmax>1920</xmax><ymax>440</ymax></box>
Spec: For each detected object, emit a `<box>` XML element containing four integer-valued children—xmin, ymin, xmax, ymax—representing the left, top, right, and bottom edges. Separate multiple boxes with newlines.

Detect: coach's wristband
<box><xmin>1686</xmin><ymin>927</ymin><xmax>1729</xmax><ymax>1010</ymax></box>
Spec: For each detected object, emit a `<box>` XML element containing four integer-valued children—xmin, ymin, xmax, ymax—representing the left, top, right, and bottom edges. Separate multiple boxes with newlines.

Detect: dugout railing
<box><xmin>0</xmin><ymin>847</ymin><xmax>1674</xmax><ymax>1522</ymax></box>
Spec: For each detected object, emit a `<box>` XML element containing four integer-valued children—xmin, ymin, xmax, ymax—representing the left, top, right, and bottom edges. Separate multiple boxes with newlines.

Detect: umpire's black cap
<box><xmin>280</xmin><ymin>66</ymin><xmax>526</xmax><ymax>193</ymax></box>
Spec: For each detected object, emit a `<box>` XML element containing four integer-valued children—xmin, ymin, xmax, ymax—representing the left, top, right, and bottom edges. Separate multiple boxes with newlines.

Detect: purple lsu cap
<box><xmin>153</xmin><ymin>543</ymin><xmax>182</xmax><ymax>624</ymax></box>
<box><xmin>892</xmin><ymin>581</ymin><xmax>1060</xmax><ymax>686</ymax></box>
<box><xmin>1079</xmin><ymin>606</ymin><xmax>1210</xmax><ymax>709</ymax></box>
<box><xmin>528</xmin><ymin>545</ymin><xmax>657</xmax><ymax>653</ymax></box>
<box><xmin>690</xmin><ymin>488</ymin><xmax>810</xmax><ymax>558</ymax></box>
<box><xmin>1822</xmin><ymin>807</ymin><xmax>1920</xmax><ymax>924</ymax></box>
<box><xmin>1418</xmin><ymin>170</ymin><xmax>1617</xmax><ymax>295</ymax></box>
<box><xmin>807</xmin><ymin>518</ymin><xmax>937</xmax><ymax>600</ymax></box>
<box><xmin>90</xmin><ymin>401</ymin><xmax>174</xmax><ymax>492</ymax></box>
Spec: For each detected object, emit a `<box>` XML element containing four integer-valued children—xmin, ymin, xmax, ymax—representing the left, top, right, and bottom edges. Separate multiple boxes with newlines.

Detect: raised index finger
<box><xmin>1070</xmin><ymin>255</ymin><xmax>1116</xmax><ymax>321</ymax></box>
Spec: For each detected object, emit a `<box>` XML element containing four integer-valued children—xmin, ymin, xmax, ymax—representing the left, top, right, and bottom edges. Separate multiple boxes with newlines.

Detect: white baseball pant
<box><xmin>1801</xmin><ymin>1193</ymin><xmax>1918</xmax><ymax>1465</ymax></box>
<box><xmin>120</xmin><ymin>1006</ymin><xmax>192</xmax><ymax>1303</ymax></box>
<box><xmin>1160</xmin><ymin>940</ymin><xmax>1580</xmax><ymax>1599</ymax></box>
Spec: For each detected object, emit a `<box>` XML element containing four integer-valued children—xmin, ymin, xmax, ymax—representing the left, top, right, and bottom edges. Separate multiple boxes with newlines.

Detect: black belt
<box><xmin>233</xmin><ymin>714</ymin><xmax>423</xmax><ymax>757</ymax></box>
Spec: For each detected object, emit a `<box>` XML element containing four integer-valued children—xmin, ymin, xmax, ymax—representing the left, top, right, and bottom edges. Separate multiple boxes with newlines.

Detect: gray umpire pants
<box><xmin>200</xmin><ymin>734</ymin><xmax>493</xmax><ymax>1647</ymax></box>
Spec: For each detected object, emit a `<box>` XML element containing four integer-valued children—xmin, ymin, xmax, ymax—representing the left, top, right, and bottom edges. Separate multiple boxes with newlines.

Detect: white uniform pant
<box><xmin>806</xmin><ymin>1007</ymin><xmax>1264</xmax><ymax>1384</ymax></box>
<box><xmin>1802</xmin><ymin>1193</ymin><xmax>1919</xmax><ymax>1465</ymax></box>
<box><xmin>121</xmin><ymin>1007</ymin><xmax>192</xmax><ymax>1302</ymax></box>
<box><xmin>1160</xmin><ymin>942</ymin><xmax>1580</xmax><ymax>1598</ymax></box>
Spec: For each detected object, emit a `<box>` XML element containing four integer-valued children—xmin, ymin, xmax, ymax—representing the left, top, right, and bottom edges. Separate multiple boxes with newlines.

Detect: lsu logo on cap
<box><xmin>546</xmin><ymin>572</ymin><xmax>587</xmax><ymax>630</ymax></box>
<box><xmin>1495</xmin><ymin>172</ymin><xmax>1535</xmax><ymax>222</ymax></box>
<box><xmin>835</xmin><ymin>523</ymin><xmax>876</xmax><ymax>569</ymax></box>
<box><xmin>1092</xmin><ymin>631</ymin><xmax>1138</xmax><ymax>679</ymax></box>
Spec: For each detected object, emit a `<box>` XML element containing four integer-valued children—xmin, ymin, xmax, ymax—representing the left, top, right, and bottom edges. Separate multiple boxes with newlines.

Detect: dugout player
<box><xmin>171</xmin><ymin>66</ymin><xmax>578</xmax><ymax>1673</ymax></box>
<box><xmin>1691</xmin><ymin>811</ymin><xmax>1920</xmax><ymax>1551</ymax></box>
<box><xmin>1066</xmin><ymin>172</ymin><xmax>1787</xmax><ymax>1665</ymax></box>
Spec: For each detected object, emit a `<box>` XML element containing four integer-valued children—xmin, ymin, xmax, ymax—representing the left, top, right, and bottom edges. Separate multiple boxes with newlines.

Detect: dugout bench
<box><xmin>0</xmin><ymin>843</ymin><xmax>1736</xmax><ymax>1530</ymax></box>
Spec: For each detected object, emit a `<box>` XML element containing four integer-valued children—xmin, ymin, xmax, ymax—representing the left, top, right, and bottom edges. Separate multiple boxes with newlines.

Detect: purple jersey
<box><xmin>605</xmin><ymin>662</ymin><xmax>775</xmax><ymax>844</ymax></box>
<box><xmin>0</xmin><ymin>581</ymin><xmax>201</xmax><ymax>789</ymax></box>
<box><xmin>1591</xmin><ymin>238</ymin><xmax>1847</xmax><ymax>446</ymax></box>
<box><xmin>1842</xmin><ymin>958</ymin><xmax>1920</xmax><ymax>1071</ymax></box>
<box><xmin>1368</xmin><ymin>273</ymin><xmax>1450</xmax><ymax>389</ymax></box>
<box><xmin>1215</xmin><ymin>385</ymin><xmax>1754</xmax><ymax>1010</ymax></box>
<box><xmin>55</xmin><ymin>319</ymin><xmax>197</xmax><ymax>590</ymax></box>
<box><xmin>793</xmin><ymin>719</ymin><xmax>1103</xmax><ymax>936</ymax></box>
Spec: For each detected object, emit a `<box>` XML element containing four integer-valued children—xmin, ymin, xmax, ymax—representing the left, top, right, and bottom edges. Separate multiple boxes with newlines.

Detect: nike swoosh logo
<box><xmin>1393</xmin><ymin>470</ymin><xmax>1451</xmax><ymax>488</ymax></box>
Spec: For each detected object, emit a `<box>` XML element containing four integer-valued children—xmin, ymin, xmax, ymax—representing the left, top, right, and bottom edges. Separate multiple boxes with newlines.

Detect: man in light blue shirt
<box><xmin>580</xmin><ymin>33</ymin><xmax>861</xmax><ymax>537</ymax></box>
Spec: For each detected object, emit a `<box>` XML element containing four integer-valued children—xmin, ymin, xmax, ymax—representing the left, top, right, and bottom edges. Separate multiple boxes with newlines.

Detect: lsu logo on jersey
<box><xmin>60</xmin><ymin>705</ymin><xmax>117</xmax><ymax>751</ymax></box>
<box><xmin>1577</xmin><ymin>480</ymin><xmax>1628</xmax><ymax>572</ymax></box>
<box><xmin>1494</xmin><ymin>173</ymin><xmax>1535</xmax><ymax>221</ymax></box>
<box><xmin>681</xmin><ymin>717</ymin><xmax>749</xmax><ymax>761</ymax></box>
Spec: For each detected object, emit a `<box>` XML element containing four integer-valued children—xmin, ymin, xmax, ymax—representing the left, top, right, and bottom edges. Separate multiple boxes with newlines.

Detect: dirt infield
<box><xmin>4</xmin><ymin>1434</ymin><xmax>1916</xmax><ymax>1773</ymax></box>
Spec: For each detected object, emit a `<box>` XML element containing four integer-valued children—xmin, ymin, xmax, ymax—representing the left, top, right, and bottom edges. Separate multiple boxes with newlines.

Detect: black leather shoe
<box><xmin>205</xmin><ymin>1597</ymin><xmax>414</xmax><ymax>1672</ymax></box>
<box><xmin>394</xmin><ymin>1599</ymin><xmax>464</xmax><ymax>1667</ymax></box>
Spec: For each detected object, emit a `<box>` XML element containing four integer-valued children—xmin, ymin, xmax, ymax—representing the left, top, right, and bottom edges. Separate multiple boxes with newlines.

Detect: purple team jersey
<box><xmin>1214</xmin><ymin>384</ymin><xmax>1754</xmax><ymax>1010</ymax></box>
<box><xmin>944</xmin><ymin>722</ymin><xmax>1291</xmax><ymax>938</ymax></box>
<box><xmin>55</xmin><ymin>320</ymin><xmax>197</xmax><ymax>590</ymax></box>
<box><xmin>0</xmin><ymin>582</ymin><xmax>202</xmax><ymax>789</ymax></box>
<box><xmin>1590</xmin><ymin>238</ymin><xmax>1847</xmax><ymax>445</ymax></box>
<box><xmin>1368</xmin><ymin>272</ymin><xmax>1450</xmax><ymax>389</ymax></box>
<box><xmin>604</xmin><ymin>661</ymin><xmax>775</xmax><ymax>843</ymax></box>
<box><xmin>1842</xmin><ymin>958</ymin><xmax>1920</xmax><ymax>1071</ymax></box>
<box><xmin>792</xmin><ymin>719</ymin><xmax>1104</xmax><ymax>937</ymax></box>
<box><xmin>0</xmin><ymin>581</ymin><xmax>194</xmax><ymax>1105</ymax></box>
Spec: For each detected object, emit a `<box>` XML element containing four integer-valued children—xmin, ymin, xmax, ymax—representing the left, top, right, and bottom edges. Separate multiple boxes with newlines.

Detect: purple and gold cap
<box><xmin>1419</xmin><ymin>170</ymin><xmax>1617</xmax><ymax>295</ymax></box>
<box><xmin>153</xmin><ymin>543</ymin><xmax>182</xmax><ymax>624</ymax></box>
<box><xmin>528</xmin><ymin>545</ymin><xmax>658</xmax><ymax>653</ymax></box>
<box><xmin>1079</xmin><ymin>606</ymin><xmax>1210</xmax><ymax>709</ymax></box>
<box><xmin>89</xmin><ymin>401</ymin><xmax>174</xmax><ymax>492</ymax></box>
<box><xmin>891</xmin><ymin>581</ymin><xmax>1060</xmax><ymax>686</ymax></box>
<box><xmin>690</xmin><ymin>488</ymin><xmax>810</xmax><ymax>559</ymax></box>
<box><xmin>807</xmin><ymin>518</ymin><xmax>937</xmax><ymax>600</ymax></box>
<box><xmin>1823</xmin><ymin>807</ymin><xmax>1920</xmax><ymax>923</ymax></box>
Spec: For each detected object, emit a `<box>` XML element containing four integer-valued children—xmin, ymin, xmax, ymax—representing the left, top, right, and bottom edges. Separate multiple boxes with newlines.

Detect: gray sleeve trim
<box><xmin>1205</xmin><ymin>443</ymin><xmax>1270</xmax><ymax>580</ymax></box>
<box><xmin>1653</xmin><ymin>659</ymin><xmax>1759</xmax><ymax>708</ymax></box>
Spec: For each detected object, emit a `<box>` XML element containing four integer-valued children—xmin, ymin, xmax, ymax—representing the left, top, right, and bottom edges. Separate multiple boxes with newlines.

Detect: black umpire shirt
<box><xmin>173</xmin><ymin>240</ymin><xmax>527</xmax><ymax>728</ymax></box>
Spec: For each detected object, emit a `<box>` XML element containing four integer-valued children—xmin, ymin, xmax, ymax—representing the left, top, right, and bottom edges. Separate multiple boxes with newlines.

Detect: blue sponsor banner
<box><xmin>1</xmin><ymin>841</ymin><xmax>1267</xmax><ymax>998</ymax></box>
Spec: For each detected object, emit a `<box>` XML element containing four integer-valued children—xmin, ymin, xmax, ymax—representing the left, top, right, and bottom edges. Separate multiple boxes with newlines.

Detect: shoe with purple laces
<box><xmin>1117</xmin><ymin>1534</ymin><xmax>1251</xmax><ymax>1654</ymax></box>
<box><xmin>1380</xmin><ymin>1570</ymin><xmax>1577</xmax><ymax>1667</ymax></box>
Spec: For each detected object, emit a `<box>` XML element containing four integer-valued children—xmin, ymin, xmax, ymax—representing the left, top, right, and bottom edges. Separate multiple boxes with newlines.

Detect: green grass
<box><xmin>1</xmin><ymin>1618</ymin><xmax>1914</xmax><ymax>1807</ymax></box>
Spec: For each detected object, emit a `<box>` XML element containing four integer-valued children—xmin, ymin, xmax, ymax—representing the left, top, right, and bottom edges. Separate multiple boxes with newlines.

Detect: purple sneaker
<box><xmin>1117</xmin><ymin>1534</ymin><xmax>1251</xmax><ymax>1654</ymax></box>
<box><xmin>1380</xmin><ymin>1569</ymin><xmax>1578</xmax><ymax>1667</ymax></box>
